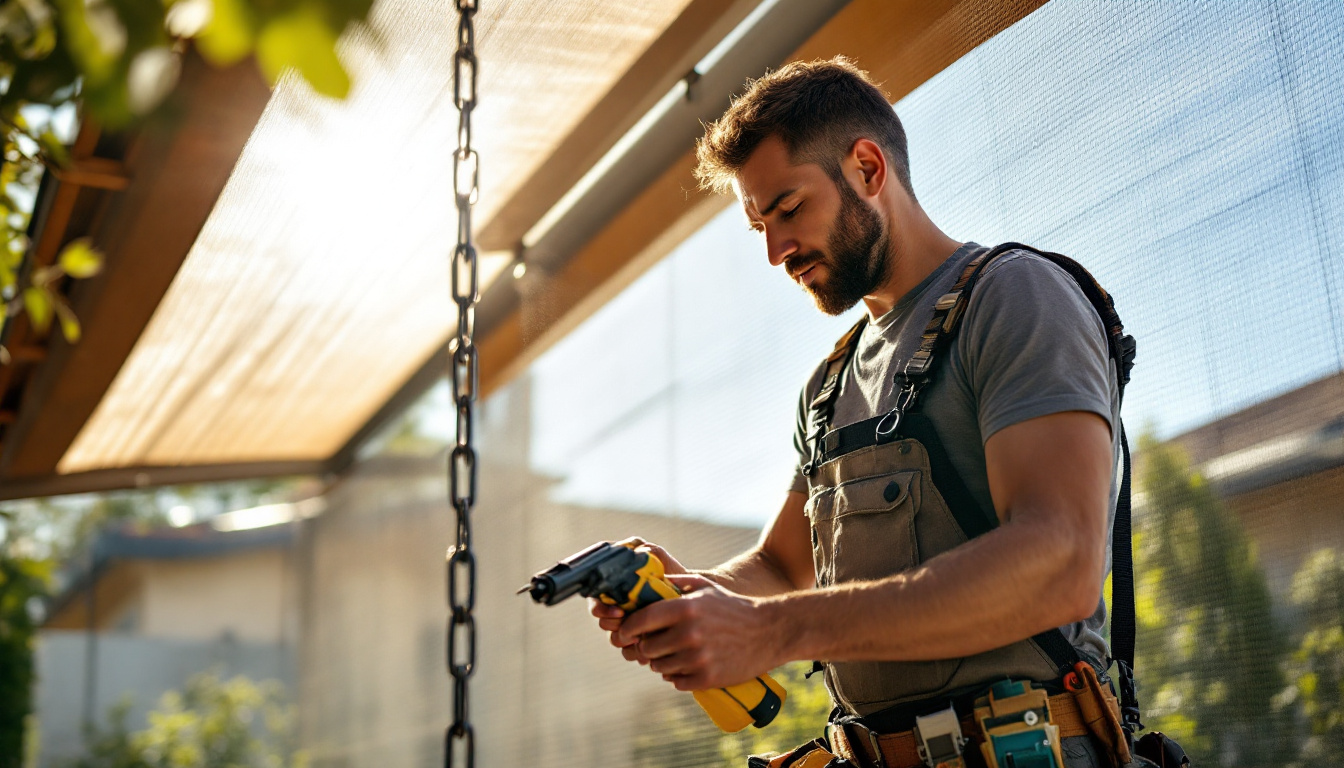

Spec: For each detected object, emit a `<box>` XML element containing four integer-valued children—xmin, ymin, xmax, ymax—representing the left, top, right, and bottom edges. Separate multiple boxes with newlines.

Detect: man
<box><xmin>591</xmin><ymin>57</ymin><xmax>1144</xmax><ymax>768</ymax></box>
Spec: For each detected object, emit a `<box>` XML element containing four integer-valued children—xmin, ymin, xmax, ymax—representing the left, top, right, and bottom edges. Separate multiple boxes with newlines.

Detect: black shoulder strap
<box><xmin>802</xmin><ymin>317</ymin><xmax>866</xmax><ymax>475</ymax></box>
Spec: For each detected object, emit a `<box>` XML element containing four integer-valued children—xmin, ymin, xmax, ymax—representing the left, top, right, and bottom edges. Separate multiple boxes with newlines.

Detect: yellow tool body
<box><xmin>522</xmin><ymin>540</ymin><xmax>787</xmax><ymax>733</ymax></box>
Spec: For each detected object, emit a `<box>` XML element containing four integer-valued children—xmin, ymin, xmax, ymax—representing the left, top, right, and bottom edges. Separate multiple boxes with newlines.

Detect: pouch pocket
<box><xmin>807</xmin><ymin>468</ymin><xmax>960</xmax><ymax>708</ymax></box>
<box><xmin>806</xmin><ymin>469</ymin><xmax>921</xmax><ymax>587</ymax></box>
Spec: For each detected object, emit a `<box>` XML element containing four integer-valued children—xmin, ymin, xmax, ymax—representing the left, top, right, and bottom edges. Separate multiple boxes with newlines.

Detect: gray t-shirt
<box><xmin>790</xmin><ymin>243</ymin><xmax>1122</xmax><ymax>663</ymax></box>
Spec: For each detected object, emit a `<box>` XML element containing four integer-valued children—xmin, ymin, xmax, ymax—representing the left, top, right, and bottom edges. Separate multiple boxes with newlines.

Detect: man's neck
<box><xmin>861</xmin><ymin>206</ymin><xmax>962</xmax><ymax>318</ymax></box>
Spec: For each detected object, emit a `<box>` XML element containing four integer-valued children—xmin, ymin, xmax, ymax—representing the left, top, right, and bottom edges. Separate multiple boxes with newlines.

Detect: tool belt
<box><xmin>753</xmin><ymin>663</ymin><xmax>1132</xmax><ymax>768</ymax></box>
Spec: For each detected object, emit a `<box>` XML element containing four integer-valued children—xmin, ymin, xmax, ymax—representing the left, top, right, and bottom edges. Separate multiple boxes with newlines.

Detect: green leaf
<box><xmin>58</xmin><ymin>238</ymin><xmax>103</xmax><ymax>278</ymax></box>
<box><xmin>256</xmin><ymin>6</ymin><xmax>350</xmax><ymax>99</ymax></box>
<box><xmin>22</xmin><ymin>286</ymin><xmax>51</xmax><ymax>333</ymax></box>
<box><xmin>52</xmin><ymin>297</ymin><xmax>79</xmax><ymax>342</ymax></box>
<box><xmin>197</xmin><ymin>0</ymin><xmax>255</xmax><ymax>66</ymax></box>
<box><xmin>38</xmin><ymin>128</ymin><xmax>69</xmax><ymax>167</ymax></box>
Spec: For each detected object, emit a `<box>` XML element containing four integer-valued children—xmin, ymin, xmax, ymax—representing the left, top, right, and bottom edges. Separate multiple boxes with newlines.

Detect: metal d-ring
<box><xmin>875</xmin><ymin>408</ymin><xmax>902</xmax><ymax>440</ymax></box>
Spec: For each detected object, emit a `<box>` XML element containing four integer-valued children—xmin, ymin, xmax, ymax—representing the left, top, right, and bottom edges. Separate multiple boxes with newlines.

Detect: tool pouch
<box><xmin>1064</xmin><ymin>662</ymin><xmax>1132</xmax><ymax>768</ymax></box>
<box><xmin>974</xmin><ymin>679</ymin><xmax>1065</xmax><ymax>768</ymax></box>
<box><xmin>1133</xmin><ymin>732</ymin><xmax>1190</xmax><ymax>767</ymax></box>
<box><xmin>747</xmin><ymin>738</ymin><xmax>852</xmax><ymax>768</ymax></box>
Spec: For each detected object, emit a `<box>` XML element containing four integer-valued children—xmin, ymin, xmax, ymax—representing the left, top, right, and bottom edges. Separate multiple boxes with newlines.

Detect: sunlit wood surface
<box><xmin>59</xmin><ymin>0</ymin><xmax>696</xmax><ymax>472</ymax></box>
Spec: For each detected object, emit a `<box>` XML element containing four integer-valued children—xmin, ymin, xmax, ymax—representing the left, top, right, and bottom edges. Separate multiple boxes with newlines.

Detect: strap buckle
<box><xmin>875</xmin><ymin>380</ymin><xmax>919</xmax><ymax>440</ymax></box>
<box><xmin>832</xmin><ymin>720</ymin><xmax>889</xmax><ymax>768</ymax></box>
<box><xmin>1115</xmin><ymin>659</ymin><xmax>1143</xmax><ymax>743</ymax></box>
<box><xmin>914</xmin><ymin>706</ymin><xmax>967</xmax><ymax>768</ymax></box>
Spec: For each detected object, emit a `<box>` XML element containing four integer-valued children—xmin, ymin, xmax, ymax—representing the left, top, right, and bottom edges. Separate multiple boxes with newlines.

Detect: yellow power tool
<box><xmin>519</xmin><ymin>540</ymin><xmax>787</xmax><ymax>732</ymax></box>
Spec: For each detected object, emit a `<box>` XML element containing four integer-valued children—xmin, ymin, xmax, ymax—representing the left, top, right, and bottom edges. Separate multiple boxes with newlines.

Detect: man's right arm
<box><xmin>703</xmin><ymin>490</ymin><xmax>813</xmax><ymax>595</ymax></box>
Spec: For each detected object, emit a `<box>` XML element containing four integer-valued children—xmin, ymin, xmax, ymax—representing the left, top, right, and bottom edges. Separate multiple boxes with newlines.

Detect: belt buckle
<box><xmin>914</xmin><ymin>706</ymin><xmax>967</xmax><ymax>768</ymax></box>
<box><xmin>828</xmin><ymin>720</ymin><xmax>889</xmax><ymax>768</ymax></box>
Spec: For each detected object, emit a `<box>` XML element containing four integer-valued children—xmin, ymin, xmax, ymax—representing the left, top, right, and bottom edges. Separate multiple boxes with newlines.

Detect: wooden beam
<box><xmin>5</xmin><ymin>346</ymin><xmax>47</xmax><ymax>364</ymax></box>
<box><xmin>50</xmin><ymin>157</ymin><xmax>132</xmax><ymax>191</ymax></box>
<box><xmin>475</xmin><ymin>0</ymin><xmax>761</xmax><ymax>252</ymax></box>
<box><xmin>0</xmin><ymin>54</ymin><xmax>272</xmax><ymax>481</ymax></box>
<box><xmin>0</xmin><ymin>459</ymin><xmax>326</xmax><ymax>502</ymax></box>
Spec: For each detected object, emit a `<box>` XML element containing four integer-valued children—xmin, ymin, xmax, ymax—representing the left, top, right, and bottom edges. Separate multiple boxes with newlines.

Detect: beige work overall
<box><xmin>804</xmin><ymin>434</ymin><xmax>1060</xmax><ymax>718</ymax></box>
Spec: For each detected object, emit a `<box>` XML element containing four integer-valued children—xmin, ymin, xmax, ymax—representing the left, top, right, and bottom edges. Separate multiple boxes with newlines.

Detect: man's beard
<box><xmin>785</xmin><ymin>180</ymin><xmax>889</xmax><ymax>316</ymax></box>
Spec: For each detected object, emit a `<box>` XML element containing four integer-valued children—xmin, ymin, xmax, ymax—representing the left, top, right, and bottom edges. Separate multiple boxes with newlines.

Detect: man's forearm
<box><xmin>764</xmin><ymin>512</ymin><xmax>1101</xmax><ymax>664</ymax></box>
<box><xmin>700</xmin><ymin>546</ymin><xmax>800</xmax><ymax>597</ymax></box>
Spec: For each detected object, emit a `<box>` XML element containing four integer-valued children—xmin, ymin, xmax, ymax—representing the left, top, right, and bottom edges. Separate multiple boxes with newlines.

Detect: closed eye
<box><xmin>780</xmin><ymin>203</ymin><xmax>802</xmax><ymax>220</ymax></box>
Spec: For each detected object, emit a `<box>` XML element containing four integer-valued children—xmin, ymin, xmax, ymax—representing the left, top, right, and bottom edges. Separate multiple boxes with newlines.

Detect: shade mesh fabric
<box><xmin>297</xmin><ymin>3</ymin><xmax>1344</xmax><ymax>766</ymax></box>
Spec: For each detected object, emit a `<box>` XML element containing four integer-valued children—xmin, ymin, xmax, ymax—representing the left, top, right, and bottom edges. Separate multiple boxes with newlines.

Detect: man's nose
<box><xmin>766</xmin><ymin>230</ymin><xmax>798</xmax><ymax>267</ymax></box>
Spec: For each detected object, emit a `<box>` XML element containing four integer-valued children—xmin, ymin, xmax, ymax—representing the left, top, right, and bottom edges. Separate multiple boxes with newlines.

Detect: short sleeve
<box><xmin>789</xmin><ymin>362</ymin><xmax>828</xmax><ymax>493</ymax></box>
<box><xmin>956</xmin><ymin>252</ymin><xmax>1114</xmax><ymax>443</ymax></box>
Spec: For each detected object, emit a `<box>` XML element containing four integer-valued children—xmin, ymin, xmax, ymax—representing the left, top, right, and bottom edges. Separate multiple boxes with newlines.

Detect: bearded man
<box><xmin>591</xmin><ymin>57</ymin><xmax>1158</xmax><ymax>768</ymax></box>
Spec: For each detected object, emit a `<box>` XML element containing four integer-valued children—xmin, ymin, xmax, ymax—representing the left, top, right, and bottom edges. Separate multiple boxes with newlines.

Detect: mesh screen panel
<box><xmin>298</xmin><ymin>3</ymin><xmax>1344</xmax><ymax>766</ymax></box>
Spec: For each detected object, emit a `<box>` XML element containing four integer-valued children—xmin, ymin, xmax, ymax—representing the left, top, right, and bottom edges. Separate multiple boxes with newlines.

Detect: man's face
<box><xmin>737</xmin><ymin>136</ymin><xmax>889</xmax><ymax>315</ymax></box>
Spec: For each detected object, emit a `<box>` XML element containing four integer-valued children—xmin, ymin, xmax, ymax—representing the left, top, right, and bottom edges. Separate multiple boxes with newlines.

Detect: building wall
<box><xmin>1227</xmin><ymin>464</ymin><xmax>1344</xmax><ymax>605</ymax></box>
<box><xmin>137</xmin><ymin>548</ymin><xmax>293</xmax><ymax>643</ymax></box>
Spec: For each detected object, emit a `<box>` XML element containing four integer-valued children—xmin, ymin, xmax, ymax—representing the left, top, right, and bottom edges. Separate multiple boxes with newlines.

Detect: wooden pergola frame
<box><xmin>0</xmin><ymin>0</ymin><xmax>1047</xmax><ymax>500</ymax></box>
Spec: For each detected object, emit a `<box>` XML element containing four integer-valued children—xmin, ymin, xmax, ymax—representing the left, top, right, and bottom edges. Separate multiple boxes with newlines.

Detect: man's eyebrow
<box><xmin>758</xmin><ymin>188</ymin><xmax>798</xmax><ymax>218</ymax></box>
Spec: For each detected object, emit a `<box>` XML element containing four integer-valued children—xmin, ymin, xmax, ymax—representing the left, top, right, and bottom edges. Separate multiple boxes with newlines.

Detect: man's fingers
<box><xmin>663</xmin><ymin>673</ymin><xmax>707</xmax><ymax>692</ymax></box>
<box><xmin>615</xmin><ymin>538</ymin><xmax>688</xmax><ymax>576</ymax></box>
<box><xmin>636</xmin><ymin>622</ymin><xmax>697</xmax><ymax>661</ymax></box>
<box><xmin>598</xmin><ymin>617</ymin><xmax>623</xmax><ymax>632</ymax></box>
<box><xmin>616</xmin><ymin>600</ymin><xmax>684</xmax><ymax>643</ymax></box>
<box><xmin>665</xmin><ymin>573</ymin><xmax>715</xmax><ymax>593</ymax></box>
<box><xmin>589</xmin><ymin>598</ymin><xmax>624</xmax><ymax>619</ymax></box>
<box><xmin>621</xmin><ymin>644</ymin><xmax>649</xmax><ymax>664</ymax></box>
<box><xmin>648</xmin><ymin>649</ymin><xmax>700</xmax><ymax>677</ymax></box>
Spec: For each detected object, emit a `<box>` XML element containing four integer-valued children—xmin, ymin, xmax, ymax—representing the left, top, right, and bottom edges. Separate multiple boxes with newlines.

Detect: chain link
<box><xmin>447</xmin><ymin>1</ymin><xmax>479</xmax><ymax>767</ymax></box>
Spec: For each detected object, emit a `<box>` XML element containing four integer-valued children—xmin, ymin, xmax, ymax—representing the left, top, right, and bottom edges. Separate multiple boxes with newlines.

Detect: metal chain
<box><xmin>447</xmin><ymin>1</ymin><xmax>479</xmax><ymax>767</ymax></box>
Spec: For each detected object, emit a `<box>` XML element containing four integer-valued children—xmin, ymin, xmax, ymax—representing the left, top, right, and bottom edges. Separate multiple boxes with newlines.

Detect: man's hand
<box><xmin>588</xmin><ymin>492</ymin><xmax>813</xmax><ymax>685</ymax></box>
<box><xmin>589</xmin><ymin>539</ymin><xmax>688</xmax><ymax>653</ymax></box>
<box><xmin>613</xmin><ymin>574</ymin><xmax>784</xmax><ymax>691</ymax></box>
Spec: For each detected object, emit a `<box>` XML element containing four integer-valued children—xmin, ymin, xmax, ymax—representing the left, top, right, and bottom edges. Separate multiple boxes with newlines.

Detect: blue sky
<box><xmin>466</xmin><ymin>1</ymin><xmax>1344</xmax><ymax>526</ymax></box>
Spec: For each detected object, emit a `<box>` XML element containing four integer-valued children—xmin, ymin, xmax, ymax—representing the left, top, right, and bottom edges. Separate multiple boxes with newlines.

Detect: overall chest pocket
<box><xmin>806</xmin><ymin>469</ymin><xmax>922</xmax><ymax>588</ymax></box>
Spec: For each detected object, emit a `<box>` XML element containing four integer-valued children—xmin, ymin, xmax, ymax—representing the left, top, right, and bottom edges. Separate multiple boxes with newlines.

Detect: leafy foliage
<box><xmin>0</xmin><ymin>104</ymin><xmax>103</xmax><ymax>362</ymax></box>
<box><xmin>64</xmin><ymin>672</ymin><xmax>306</xmax><ymax>768</ymax></box>
<box><xmin>1287</xmin><ymin>548</ymin><xmax>1344</xmax><ymax>762</ymax></box>
<box><xmin>1133</xmin><ymin>433</ymin><xmax>1294</xmax><ymax>766</ymax></box>
<box><xmin>1</xmin><ymin>0</ymin><xmax>375</xmax><ymax>360</ymax></box>
<box><xmin>0</xmin><ymin>553</ymin><xmax>49</xmax><ymax>768</ymax></box>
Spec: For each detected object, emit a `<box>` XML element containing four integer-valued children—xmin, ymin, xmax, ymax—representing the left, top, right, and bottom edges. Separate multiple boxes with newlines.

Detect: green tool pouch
<box><xmin>973</xmin><ymin>680</ymin><xmax>1065</xmax><ymax>768</ymax></box>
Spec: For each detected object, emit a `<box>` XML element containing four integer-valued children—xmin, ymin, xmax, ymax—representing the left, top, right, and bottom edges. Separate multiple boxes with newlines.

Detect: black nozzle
<box><xmin>521</xmin><ymin>541</ymin><xmax>631</xmax><ymax>606</ymax></box>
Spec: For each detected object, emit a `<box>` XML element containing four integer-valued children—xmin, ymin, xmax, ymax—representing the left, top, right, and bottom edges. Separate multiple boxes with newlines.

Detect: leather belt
<box><xmin>830</xmin><ymin>689</ymin><xmax>1100</xmax><ymax>768</ymax></box>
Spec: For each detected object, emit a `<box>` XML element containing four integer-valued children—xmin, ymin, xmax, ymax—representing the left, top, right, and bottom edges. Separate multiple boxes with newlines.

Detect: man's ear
<box><xmin>848</xmin><ymin>138</ymin><xmax>887</xmax><ymax>197</ymax></box>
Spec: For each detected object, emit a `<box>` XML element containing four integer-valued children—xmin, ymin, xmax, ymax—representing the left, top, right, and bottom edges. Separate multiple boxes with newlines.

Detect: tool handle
<box><xmin>609</xmin><ymin>548</ymin><xmax>787</xmax><ymax>732</ymax></box>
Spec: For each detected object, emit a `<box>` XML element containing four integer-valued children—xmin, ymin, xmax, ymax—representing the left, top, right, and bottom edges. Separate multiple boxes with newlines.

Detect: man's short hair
<box><xmin>694</xmin><ymin>56</ymin><xmax>913</xmax><ymax>197</ymax></box>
